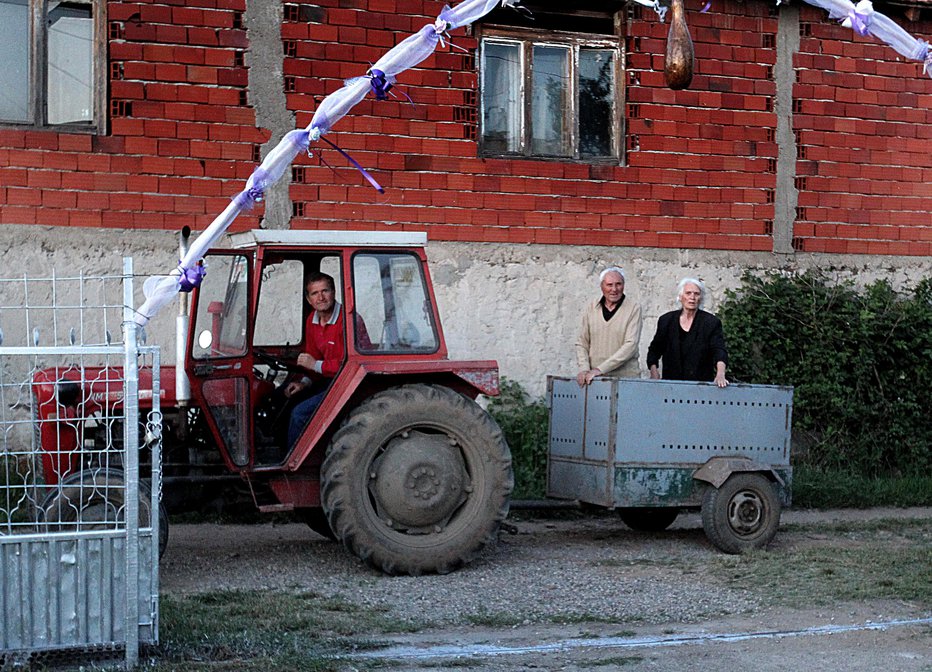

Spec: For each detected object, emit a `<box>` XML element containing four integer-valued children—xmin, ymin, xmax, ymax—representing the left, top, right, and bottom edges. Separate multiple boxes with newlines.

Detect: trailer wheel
<box><xmin>701</xmin><ymin>473</ymin><xmax>780</xmax><ymax>554</ymax></box>
<box><xmin>321</xmin><ymin>384</ymin><xmax>513</xmax><ymax>575</ymax></box>
<box><xmin>618</xmin><ymin>507</ymin><xmax>679</xmax><ymax>532</ymax></box>
<box><xmin>40</xmin><ymin>468</ymin><xmax>169</xmax><ymax>559</ymax></box>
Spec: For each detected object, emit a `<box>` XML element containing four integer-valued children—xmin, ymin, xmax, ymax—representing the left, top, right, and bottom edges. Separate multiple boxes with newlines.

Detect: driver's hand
<box><xmin>284</xmin><ymin>381</ymin><xmax>306</xmax><ymax>398</ymax></box>
<box><xmin>297</xmin><ymin>353</ymin><xmax>316</xmax><ymax>370</ymax></box>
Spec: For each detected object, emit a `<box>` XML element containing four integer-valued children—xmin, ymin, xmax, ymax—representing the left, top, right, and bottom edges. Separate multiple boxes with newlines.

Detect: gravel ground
<box><xmin>160</xmin><ymin>506</ymin><xmax>931</xmax><ymax>629</ymax></box>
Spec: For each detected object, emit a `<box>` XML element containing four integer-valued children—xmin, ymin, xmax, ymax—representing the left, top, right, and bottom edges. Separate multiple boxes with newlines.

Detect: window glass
<box><xmin>192</xmin><ymin>255</ymin><xmax>249</xmax><ymax>359</ymax></box>
<box><xmin>579</xmin><ymin>49</ymin><xmax>615</xmax><ymax>158</ymax></box>
<box><xmin>47</xmin><ymin>1</ymin><xmax>94</xmax><ymax>125</ymax></box>
<box><xmin>353</xmin><ymin>253</ymin><xmax>438</xmax><ymax>354</ymax></box>
<box><xmin>531</xmin><ymin>45</ymin><xmax>570</xmax><ymax>157</ymax></box>
<box><xmin>0</xmin><ymin>0</ymin><xmax>30</xmax><ymax>122</ymax></box>
<box><xmin>481</xmin><ymin>41</ymin><xmax>521</xmax><ymax>154</ymax></box>
<box><xmin>254</xmin><ymin>260</ymin><xmax>304</xmax><ymax>347</ymax></box>
<box><xmin>479</xmin><ymin>33</ymin><xmax>620</xmax><ymax>161</ymax></box>
<box><xmin>202</xmin><ymin>378</ymin><xmax>249</xmax><ymax>466</ymax></box>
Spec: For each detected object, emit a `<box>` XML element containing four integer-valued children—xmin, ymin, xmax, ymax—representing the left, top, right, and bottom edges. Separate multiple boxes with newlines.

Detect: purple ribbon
<box><xmin>231</xmin><ymin>167</ymin><xmax>270</xmax><ymax>209</ymax></box>
<box><xmin>367</xmin><ymin>68</ymin><xmax>415</xmax><ymax>106</ymax></box>
<box><xmin>178</xmin><ymin>263</ymin><xmax>206</xmax><ymax>292</ymax></box>
<box><xmin>701</xmin><ymin>0</ymin><xmax>712</xmax><ymax>12</ymax></box>
<box><xmin>320</xmin><ymin>136</ymin><xmax>384</xmax><ymax>193</ymax></box>
<box><xmin>368</xmin><ymin>69</ymin><xmax>393</xmax><ymax>101</ymax></box>
<box><xmin>845</xmin><ymin>8</ymin><xmax>872</xmax><ymax>36</ymax></box>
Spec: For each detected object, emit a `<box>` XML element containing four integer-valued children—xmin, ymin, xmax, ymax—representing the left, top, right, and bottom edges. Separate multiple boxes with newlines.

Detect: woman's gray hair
<box><xmin>676</xmin><ymin>277</ymin><xmax>706</xmax><ymax>308</ymax></box>
<box><xmin>599</xmin><ymin>266</ymin><xmax>626</xmax><ymax>283</ymax></box>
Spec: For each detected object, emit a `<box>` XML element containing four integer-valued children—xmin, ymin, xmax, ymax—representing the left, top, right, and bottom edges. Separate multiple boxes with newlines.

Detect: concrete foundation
<box><xmin>1</xmin><ymin>225</ymin><xmax>929</xmax><ymax>397</ymax></box>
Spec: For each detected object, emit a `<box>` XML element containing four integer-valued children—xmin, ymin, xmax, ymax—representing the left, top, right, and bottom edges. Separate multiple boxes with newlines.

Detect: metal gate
<box><xmin>0</xmin><ymin>259</ymin><xmax>161</xmax><ymax>668</ymax></box>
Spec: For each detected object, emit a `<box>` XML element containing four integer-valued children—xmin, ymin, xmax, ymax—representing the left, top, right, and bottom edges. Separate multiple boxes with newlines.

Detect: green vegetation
<box><xmin>0</xmin><ymin>455</ymin><xmax>37</xmax><ymax>526</ymax></box>
<box><xmin>792</xmin><ymin>464</ymin><xmax>932</xmax><ymax>508</ymax></box>
<box><xmin>720</xmin><ymin>272</ymin><xmax>932</xmax><ymax>483</ymax></box>
<box><xmin>487</xmin><ymin>378</ymin><xmax>549</xmax><ymax>499</ymax></box>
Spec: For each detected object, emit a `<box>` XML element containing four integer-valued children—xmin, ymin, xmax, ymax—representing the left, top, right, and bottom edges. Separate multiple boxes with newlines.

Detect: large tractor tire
<box><xmin>701</xmin><ymin>473</ymin><xmax>780</xmax><ymax>554</ymax></box>
<box><xmin>40</xmin><ymin>468</ymin><xmax>169</xmax><ymax>559</ymax></box>
<box><xmin>321</xmin><ymin>384</ymin><xmax>513</xmax><ymax>575</ymax></box>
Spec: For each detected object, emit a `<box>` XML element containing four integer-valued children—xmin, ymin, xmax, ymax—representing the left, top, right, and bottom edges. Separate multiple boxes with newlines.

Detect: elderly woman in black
<box><xmin>647</xmin><ymin>278</ymin><xmax>728</xmax><ymax>388</ymax></box>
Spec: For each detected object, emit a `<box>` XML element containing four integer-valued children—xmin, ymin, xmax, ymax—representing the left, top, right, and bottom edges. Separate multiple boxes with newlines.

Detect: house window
<box><xmin>0</xmin><ymin>0</ymin><xmax>104</xmax><ymax>130</ymax></box>
<box><xmin>478</xmin><ymin>2</ymin><xmax>623</xmax><ymax>162</ymax></box>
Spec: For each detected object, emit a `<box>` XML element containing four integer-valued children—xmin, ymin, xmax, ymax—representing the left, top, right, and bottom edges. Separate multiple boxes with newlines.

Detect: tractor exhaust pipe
<box><xmin>176</xmin><ymin>226</ymin><xmax>192</xmax><ymax>405</ymax></box>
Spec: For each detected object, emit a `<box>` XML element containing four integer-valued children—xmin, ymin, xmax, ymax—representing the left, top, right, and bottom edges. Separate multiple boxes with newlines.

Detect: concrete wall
<box><xmin>2</xmin><ymin>225</ymin><xmax>929</xmax><ymax>398</ymax></box>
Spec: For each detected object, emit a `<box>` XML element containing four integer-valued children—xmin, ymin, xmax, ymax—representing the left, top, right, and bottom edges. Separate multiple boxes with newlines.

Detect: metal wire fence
<box><xmin>0</xmin><ymin>259</ymin><xmax>161</xmax><ymax>668</ymax></box>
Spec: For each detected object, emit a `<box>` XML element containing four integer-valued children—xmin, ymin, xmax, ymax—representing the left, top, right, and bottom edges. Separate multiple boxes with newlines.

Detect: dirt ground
<box><xmin>160</xmin><ymin>507</ymin><xmax>932</xmax><ymax>671</ymax></box>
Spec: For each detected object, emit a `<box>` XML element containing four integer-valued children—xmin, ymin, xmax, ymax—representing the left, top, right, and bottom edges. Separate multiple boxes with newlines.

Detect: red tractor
<box><xmin>33</xmin><ymin>229</ymin><xmax>513</xmax><ymax>575</ymax></box>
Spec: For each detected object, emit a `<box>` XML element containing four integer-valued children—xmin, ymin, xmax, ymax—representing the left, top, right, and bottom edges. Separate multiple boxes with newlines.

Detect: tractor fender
<box><xmin>692</xmin><ymin>456</ymin><xmax>785</xmax><ymax>490</ymax></box>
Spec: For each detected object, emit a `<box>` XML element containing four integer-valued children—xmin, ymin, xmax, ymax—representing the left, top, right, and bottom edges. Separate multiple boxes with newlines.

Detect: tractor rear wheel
<box><xmin>321</xmin><ymin>384</ymin><xmax>513</xmax><ymax>575</ymax></box>
<box><xmin>40</xmin><ymin>468</ymin><xmax>169</xmax><ymax>558</ymax></box>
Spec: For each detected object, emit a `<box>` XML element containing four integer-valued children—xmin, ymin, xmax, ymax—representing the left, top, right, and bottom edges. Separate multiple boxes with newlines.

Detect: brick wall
<box><xmin>0</xmin><ymin>0</ymin><xmax>264</xmax><ymax>232</ymax></box>
<box><xmin>0</xmin><ymin>0</ymin><xmax>928</xmax><ymax>255</ymax></box>
<box><xmin>283</xmin><ymin>0</ymin><xmax>930</xmax><ymax>253</ymax></box>
<box><xmin>793</xmin><ymin>6</ymin><xmax>932</xmax><ymax>255</ymax></box>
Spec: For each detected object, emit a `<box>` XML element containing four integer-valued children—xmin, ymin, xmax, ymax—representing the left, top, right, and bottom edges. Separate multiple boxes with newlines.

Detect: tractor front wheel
<box><xmin>40</xmin><ymin>468</ymin><xmax>169</xmax><ymax>558</ymax></box>
<box><xmin>321</xmin><ymin>384</ymin><xmax>513</xmax><ymax>575</ymax></box>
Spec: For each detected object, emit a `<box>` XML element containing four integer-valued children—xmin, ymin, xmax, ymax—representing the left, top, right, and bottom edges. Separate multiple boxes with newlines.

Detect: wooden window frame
<box><xmin>0</xmin><ymin>0</ymin><xmax>107</xmax><ymax>132</ymax></box>
<box><xmin>478</xmin><ymin>25</ymin><xmax>625</xmax><ymax>164</ymax></box>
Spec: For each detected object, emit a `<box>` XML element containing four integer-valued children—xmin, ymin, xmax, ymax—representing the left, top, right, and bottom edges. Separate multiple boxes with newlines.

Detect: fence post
<box><xmin>122</xmin><ymin>257</ymin><xmax>140</xmax><ymax>669</ymax></box>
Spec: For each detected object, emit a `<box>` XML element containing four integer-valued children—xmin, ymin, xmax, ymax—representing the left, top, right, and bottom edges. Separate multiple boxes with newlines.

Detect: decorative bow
<box><xmin>367</xmin><ymin>68</ymin><xmax>395</xmax><ymax>100</ymax></box>
<box><xmin>177</xmin><ymin>262</ymin><xmax>206</xmax><ymax>292</ymax></box>
<box><xmin>231</xmin><ymin>167</ymin><xmax>271</xmax><ymax>210</ymax></box>
<box><xmin>841</xmin><ymin>0</ymin><xmax>873</xmax><ymax>36</ymax></box>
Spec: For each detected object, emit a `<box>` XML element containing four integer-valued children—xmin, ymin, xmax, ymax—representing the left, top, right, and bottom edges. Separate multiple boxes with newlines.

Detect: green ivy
<box><xmin>487</xmin><ymin>378</ymin><xmax>550</xmax><ymax>499</ymax></box>
<box><xmin>719</xmin><ymin>271</ymin><xmax>932</xmax><ymax>479</ymax></box>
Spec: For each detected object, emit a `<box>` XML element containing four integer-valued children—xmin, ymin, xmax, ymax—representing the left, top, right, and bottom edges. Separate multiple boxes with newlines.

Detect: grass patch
<box><xmin>709</xmin><ymin>520</ymin><xmax>932</xmax><ymax>608</ymax></box>
<box><xmin>143</xmin><ymin>589</ymin><xmax>420</xmax><ymax>671</ymax></box>
<box><xmin>579</xmin><ymin>655</ymin><xmax>644</xmax><ymax>667</ymax></box>
<box><xmin>792</xmin><ymin>465</ymin><xmax>932</xmax><ymax>508</ymax></box>
<box><xmin>464</xmin><ymin>609</ymin><xmax>524</xmax><ymax>628</ymax></box>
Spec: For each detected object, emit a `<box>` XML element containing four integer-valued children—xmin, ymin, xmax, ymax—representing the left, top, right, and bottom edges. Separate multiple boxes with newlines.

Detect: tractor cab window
<box><xmin>352</xmin><ymin>253</ymin><xmax>438</xmax><ymax>354</ymax></box>
<box><xmin>192</xmin><ymin>254</ymin><xmax>249</xmax><ymax>359</ymax></box>
<box><xmin>254</xmin><ymin>259</ymin><xmax>304</xmax><ymax>347</ymax></box>
<box><xmin>253</xmin><ymin>255</ymin><xmax>342</xmax><ymax>348</ymax></box>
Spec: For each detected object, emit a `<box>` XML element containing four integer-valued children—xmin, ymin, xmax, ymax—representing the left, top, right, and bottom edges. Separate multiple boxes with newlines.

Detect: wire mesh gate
<box><xmin>0</xmin><ymin>259</ymin><xmax>161</xmax><ymax>669</ymax></box>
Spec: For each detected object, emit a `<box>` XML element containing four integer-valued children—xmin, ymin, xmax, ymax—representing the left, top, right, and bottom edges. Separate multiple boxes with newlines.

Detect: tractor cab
<box><xmin>185</xmin><ymin>230</ymin><xmax>449</xmax><ymax>471</ymax></box>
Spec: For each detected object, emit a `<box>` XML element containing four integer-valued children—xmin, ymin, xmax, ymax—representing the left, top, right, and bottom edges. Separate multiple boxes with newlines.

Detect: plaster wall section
<box><xmin>0</xmin><ymin>228</ymin><xmax>929</xmax><ymax>399</ymax></box>
<box><xmin>243</xmin><ymin>0</ymin><xmax>293</xmax><ymax>230</ymax></box>
<box><xmin>773</xmin><ymin>4</ymin><xmax>800</xmax><ymax>255</ymax></box>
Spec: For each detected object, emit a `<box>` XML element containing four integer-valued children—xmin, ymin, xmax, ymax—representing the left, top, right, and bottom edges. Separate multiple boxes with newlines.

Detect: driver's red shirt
<box><xmin>304</xmin><ymin>303</ymin><xmax>371</xmax><ymax>377</ymax></box>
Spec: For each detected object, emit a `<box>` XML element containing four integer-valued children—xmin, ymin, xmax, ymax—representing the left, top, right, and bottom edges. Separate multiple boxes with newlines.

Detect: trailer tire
<box><xmin>618</xmin><ymin>507</ymin><xmax>679</xmax><ymax>532</ymax></box>
<box><xmin>701</xmin><ymin>473</ymin><xmax>780</xmax><ymax>554</ymax></box>
<box><xmin>321</xmin><ymin>384</ymin><xmax>513</xmax><ymax>575</ymax></box>
<box><xmin>40</xmin><ymin>468</ymin><xmax>169</xmax><ymax>559</ymax></box>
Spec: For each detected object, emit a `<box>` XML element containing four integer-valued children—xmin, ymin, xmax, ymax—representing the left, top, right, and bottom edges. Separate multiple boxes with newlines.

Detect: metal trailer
<box><xmin>547</xmin><ymin>376</ymin><xmax>793</xmax><ymax>553</ymax></box>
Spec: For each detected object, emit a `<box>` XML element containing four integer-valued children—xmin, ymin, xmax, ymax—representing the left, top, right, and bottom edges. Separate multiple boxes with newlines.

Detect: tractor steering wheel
<box><xmin>253</xmin><ymin>348</ymin><xmax>304</xmax><ymax>374</ymax></box>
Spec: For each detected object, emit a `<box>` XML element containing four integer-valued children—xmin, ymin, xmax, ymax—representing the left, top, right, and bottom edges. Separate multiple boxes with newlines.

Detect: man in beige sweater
<box><xmin>575</xmin><ymin>267</ymin><xmax>643</xmax><ymax>386</ymax></box>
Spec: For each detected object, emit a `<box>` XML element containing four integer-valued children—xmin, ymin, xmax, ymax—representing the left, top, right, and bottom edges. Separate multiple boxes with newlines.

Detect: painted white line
<box><xmin>349</xmin><ymin>616</ymin><xmax>932</xmax><ymax>661</ymax></box>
